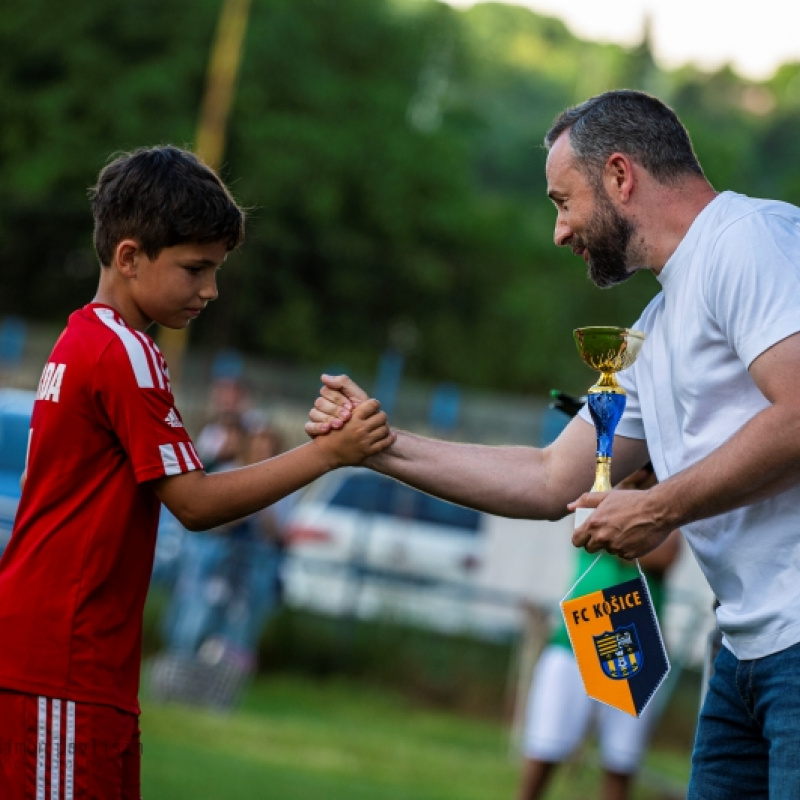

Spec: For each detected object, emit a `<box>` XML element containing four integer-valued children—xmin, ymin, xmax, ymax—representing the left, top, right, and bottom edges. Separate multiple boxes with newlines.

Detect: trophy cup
<box><xmin>573</xmin><ymin>326</ymin><xmax>646</xmax><ymax>524</ymax></box>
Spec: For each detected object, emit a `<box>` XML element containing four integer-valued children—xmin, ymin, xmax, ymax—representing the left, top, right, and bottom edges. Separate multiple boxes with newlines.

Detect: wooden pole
<box><xmin>158</xmin><ymin>0</ymin><xmax>252</xmax><ymax>389</ymax></box>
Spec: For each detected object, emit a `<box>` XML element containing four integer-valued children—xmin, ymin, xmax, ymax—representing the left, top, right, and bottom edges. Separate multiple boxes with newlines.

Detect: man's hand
<box><xmin>569</xmin><ymin>487</ymin><xmax>673</xmax><ymax>560</ymax></box>
<box><xmin>306</xmin><ymin>374</ymin><xmax>371</xmax><ymax>437</ymax></box>
<box><xmin>311</xmin><ymin>398</ymin><xmax>395</xmax><ymax>467</ymax></box>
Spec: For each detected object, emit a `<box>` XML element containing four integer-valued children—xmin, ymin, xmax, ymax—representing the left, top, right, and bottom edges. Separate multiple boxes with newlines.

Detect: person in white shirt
<box><xmin>307</xmin><ymin>90</ymin><xmax>800</xmax><ymax>799</ymax></box>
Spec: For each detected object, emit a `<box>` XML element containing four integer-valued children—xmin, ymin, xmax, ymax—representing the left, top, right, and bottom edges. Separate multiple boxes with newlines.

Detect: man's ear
<box><xmin>115</xmin><ymin>239</ymin><xmax>142</xmax><ymax>278</ymax></box>
<box><xmin>603</xmin><ymin>153</ymin><xmax>635</xmax><ymax>203</ymax></box>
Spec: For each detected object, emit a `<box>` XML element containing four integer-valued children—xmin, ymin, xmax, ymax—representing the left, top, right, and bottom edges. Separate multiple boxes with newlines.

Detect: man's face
<box><xmin>546</xmin><ymin>132</ymin><xmax>637</xmax><ymax>288</ymax></box>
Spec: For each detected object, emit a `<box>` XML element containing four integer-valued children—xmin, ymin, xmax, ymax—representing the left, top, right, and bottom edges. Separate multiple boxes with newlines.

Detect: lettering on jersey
<box><xmin>164</xmin><ymin>408</ymin><xmax>183</xmax><ymax>428</ymax></box>
<box><xmin>37</xmin><ymin>363</ymin><xmax>66</xmax><ymax>402</ymax></box>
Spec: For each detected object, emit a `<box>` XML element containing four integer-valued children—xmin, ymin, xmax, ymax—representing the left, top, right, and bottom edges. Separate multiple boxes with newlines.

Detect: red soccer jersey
<box><xmin>0</xmin><ymin>303</ymin><xmax>203</xmax><ymax>713</ymax></box>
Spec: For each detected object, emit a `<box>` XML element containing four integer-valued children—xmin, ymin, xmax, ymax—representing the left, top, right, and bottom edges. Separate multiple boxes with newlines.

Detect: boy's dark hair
<box><xmin>89</xmin><ymin>145</ymin><xmax>245</xmax><ymax>266</ymax></box>
<box><xmin>544</xmin><ymin>89</ymin><xmax>705</xmax><ymax>187</ymax></box>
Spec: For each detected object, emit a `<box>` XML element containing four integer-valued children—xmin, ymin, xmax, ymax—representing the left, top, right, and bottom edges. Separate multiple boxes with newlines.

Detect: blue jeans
<box><xmin>689</xmin><ymin>641</ymin><xmax>800</xmax><ymax>799</ymax></box>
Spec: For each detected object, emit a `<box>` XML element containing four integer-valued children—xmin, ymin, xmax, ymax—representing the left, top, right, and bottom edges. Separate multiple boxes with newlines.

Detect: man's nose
<box><xmin>553</xmin><ymin>217</ymin><xmax>572</xmax><ymax>247</ymax></box>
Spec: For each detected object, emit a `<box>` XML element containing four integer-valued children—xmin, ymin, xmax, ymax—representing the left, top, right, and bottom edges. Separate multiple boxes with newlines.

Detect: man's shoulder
<box><xmin>706</xmin><ymin>192</ymin><xmax>800</xmax><ymax>239</ymax></box>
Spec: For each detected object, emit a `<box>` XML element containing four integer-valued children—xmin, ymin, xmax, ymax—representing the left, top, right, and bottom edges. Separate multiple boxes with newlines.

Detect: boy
<box><xmin>0</xmin><ymin>145</ymin><xmax>392</xmax><ymax>799</ymax></box>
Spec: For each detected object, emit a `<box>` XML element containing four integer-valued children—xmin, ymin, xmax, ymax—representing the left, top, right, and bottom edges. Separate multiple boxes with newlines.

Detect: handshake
<box><xmin>306</xmin><ymin>374</ymin><xmax>395</xmax><ymax>467</ymax></box>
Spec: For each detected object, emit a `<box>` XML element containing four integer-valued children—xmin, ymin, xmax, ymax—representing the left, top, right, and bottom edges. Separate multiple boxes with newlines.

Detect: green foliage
<box><xmin>2</xmin><ymin>0</ymin><xmax>800</xmax><ymax>392</ymax></box>
<box><xmin>0</xmin><ymin>0</ymin><xmax>217</xmax><ymax>316</ymax></box>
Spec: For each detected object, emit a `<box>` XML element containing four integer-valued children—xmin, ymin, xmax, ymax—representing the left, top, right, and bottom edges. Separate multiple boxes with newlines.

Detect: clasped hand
<box><xmin>569</xmin><ymin>485</ymin><xmax>672</xmax><ymax>560</ymax></box>
<box><xmin>306</xmin><ymin>374</ymin><xmax>396</xmax><ymax>461</ymax></box>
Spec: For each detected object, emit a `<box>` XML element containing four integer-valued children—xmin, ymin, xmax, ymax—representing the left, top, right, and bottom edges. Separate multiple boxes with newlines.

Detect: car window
<box><xmin>414</xmin><ymin>492</ymin><xmax>480</xmax><ymax>531</ymax></box>
<box><xmin>328</xmin><ymin>473</ymin><xmax>480</xmax><ymax>533</ymax></box>
<box><xmin>329</xmin><ymin>473</ymin><xmax>393</xmax><ymax>514</ymax></box>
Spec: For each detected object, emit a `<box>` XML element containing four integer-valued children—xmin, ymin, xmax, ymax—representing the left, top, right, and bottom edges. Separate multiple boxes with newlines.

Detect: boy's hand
<box><xmin>306</xmin><ymin>374</ymin><xmax>371</xmax><ymax>437</ymax></box>
<box><xmin>311</xmin><ymin>398</ymin><xmax>395</xmax><ymax>467</ymax></box>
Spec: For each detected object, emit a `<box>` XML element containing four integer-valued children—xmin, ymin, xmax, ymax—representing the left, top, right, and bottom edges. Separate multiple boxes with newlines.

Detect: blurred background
<box><xmin>2</xmin><ymin>0</ymin><xmax>799</xmax><ymax>797</ymax></box>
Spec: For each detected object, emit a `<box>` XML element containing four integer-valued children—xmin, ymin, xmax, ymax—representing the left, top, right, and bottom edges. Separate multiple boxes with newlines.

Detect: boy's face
<box><xmin>124</xmin><ymin>240</ymin><xmax>228</xmax><ymax>330</ymax></box>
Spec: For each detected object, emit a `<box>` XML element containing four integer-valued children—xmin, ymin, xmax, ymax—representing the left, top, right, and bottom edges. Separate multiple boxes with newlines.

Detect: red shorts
<box><xmin>0</xmin><ymin>689</ymin><xmax>141</xmax><ymax>800</ymax></box>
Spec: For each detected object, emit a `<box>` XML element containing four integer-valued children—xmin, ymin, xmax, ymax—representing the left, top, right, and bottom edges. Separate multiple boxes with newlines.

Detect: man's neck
<box><xmin>644</xmin><ymin>179</ymin><xmax>718</xmax><ymax>275</ymax></box>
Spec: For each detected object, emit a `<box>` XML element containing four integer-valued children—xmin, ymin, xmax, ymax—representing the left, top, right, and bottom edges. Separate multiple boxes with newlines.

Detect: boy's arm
<box><xmin>306</xmin><ymin>374</ymin><xmax>650</xmax><ymax>520</ymax></box>
<box><xmin>153</xmin><ymin>400</ymin><xmax>393</xmax><ymax>531</ymax></box>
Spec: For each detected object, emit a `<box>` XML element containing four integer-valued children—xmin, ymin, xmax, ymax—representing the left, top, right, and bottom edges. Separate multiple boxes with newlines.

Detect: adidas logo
<box><xmin>164</xmin><ymin>408</ymin><xmax>183</xmax><ymax>428</ymax></box>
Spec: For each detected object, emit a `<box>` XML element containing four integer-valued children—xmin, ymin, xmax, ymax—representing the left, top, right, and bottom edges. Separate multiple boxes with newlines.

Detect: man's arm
<box><xmin>307</xmin><ymin>375</ymin><xmax>650</xmax><ymax>520</ymax></box>
<box><xmin>637</xmin><ymin>529</ymin><xmax>681</xmax><ymax>574</ymax></box>
<box><xmin>573</xmin><ymin>331</ymin><xmax>800</xmax><ymax>558</ymax></box>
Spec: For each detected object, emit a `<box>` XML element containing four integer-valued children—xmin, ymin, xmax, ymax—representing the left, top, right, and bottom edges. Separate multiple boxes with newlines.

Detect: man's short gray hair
<box><xmin>544</xmin><ymin>90</ymin><xmax>705</xmax><ymax>186</ymax></box>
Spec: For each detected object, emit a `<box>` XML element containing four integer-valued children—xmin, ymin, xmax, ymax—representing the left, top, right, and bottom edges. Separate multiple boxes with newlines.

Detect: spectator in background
<box><xmin>195</xmin><ymin>373</ymin><xmax>253</xmax><ymax>468</ymax></box>
<box><xmin>518</xmin><ymin>464</ymin><xmax>681</xmax><ymax>800</ymax></box>
<box><xmin>156</xmin><ymin>412</ymin><xmax>297</xmax><ymax>705</ymax></box>
<box><xmin>214</xmin><ymin>417</ymin><xmax>297</xmax><ymax>655</ymax></box>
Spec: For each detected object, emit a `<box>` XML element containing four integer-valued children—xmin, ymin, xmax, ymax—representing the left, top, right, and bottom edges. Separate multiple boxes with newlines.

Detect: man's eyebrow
<box><xmin>547</xmin><ymin>190</ymin><xmax>565</xmax><ymax>201</ymax></box>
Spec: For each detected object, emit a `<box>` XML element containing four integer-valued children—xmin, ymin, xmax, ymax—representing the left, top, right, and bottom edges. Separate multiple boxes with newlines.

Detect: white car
<box><xmin>282</xmin><ymin>467</ymin><xmax>489</xmax><ymax>632</ymax></box>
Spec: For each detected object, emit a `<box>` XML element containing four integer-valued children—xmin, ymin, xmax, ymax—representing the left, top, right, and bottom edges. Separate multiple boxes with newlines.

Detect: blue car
<box><xmin>0</xmin><ymin>389</ymin><xmax>35</xmax><ymax>551</ymax></box>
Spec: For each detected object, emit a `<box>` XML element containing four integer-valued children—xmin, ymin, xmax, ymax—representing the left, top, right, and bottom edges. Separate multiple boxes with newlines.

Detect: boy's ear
<box><xmin>115</xmin><ymin>239</ymin><xmax>143</xmax><ymax>277</ymax></box>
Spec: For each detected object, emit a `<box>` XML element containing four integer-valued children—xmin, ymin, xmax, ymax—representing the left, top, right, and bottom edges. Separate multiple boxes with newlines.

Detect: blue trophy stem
<box><xmin>587</xmin><ymin>390</ymin><xmax>627</xmax><ymax>492</ymax></box>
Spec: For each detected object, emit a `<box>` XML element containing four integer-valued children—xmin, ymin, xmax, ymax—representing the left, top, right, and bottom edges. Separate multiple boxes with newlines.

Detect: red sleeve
<box><xmin>93</xmin><ymin>336</ymin><xmax>204</xmax><ymax>483</ymax></box>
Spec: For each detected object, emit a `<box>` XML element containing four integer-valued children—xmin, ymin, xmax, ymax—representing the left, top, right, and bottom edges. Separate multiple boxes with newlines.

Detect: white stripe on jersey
<box><xmin>51</xmin><ymin>698</ymin><xmax>61</xmax><ymax>800</ymax></box>
<box><xmin>133</xmin><ymin>329</ymin><xmax>167</xmax><ymax>390</ymax></box>
<box><xmin>37</xmin><ymin>697</ymin><xmax>47</xmax><ymax>800</ymax></box>
<box><xmin>65</xmin><ymin>702</ymin><xmax>75</xmax><ymax>800</ymax></box>
<box><xmin>34</xmin><ymin>697</ymin><xmax>77</xmax><ymax>800</ymax></box>
<box><xmin>94</xmin><ymin>307</ymin><xmax>162</xmax><ymax>388</ymax></box>
<box><xmin>177</xmin><ymin>441</ymin><xmax>197</xmax><ymax>471</ymax></box>
<box><xmin>160</xmin><ymin>443</ymin><xmax>183</xmax><ymax>476</ymax></box>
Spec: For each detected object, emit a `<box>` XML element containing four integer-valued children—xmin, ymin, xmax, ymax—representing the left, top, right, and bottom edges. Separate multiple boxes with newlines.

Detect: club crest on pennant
<box><xmin>593</xmin><ymin>624</ymin><xmax>642</xmax><ymax>680</ymax></box>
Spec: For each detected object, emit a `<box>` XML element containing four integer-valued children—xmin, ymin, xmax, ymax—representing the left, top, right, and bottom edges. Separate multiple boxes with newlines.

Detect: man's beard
<box><xmin>579</xmin><ymin>193</ymin><xmax>637</xmax><ymax>289</ymax></box>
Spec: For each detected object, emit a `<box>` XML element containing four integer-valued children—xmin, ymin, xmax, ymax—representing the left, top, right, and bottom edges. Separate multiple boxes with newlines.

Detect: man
<box><xmin>307</xmin><ymin>90</ymin><xmax>800</xmax><ymax>799</ymax></box>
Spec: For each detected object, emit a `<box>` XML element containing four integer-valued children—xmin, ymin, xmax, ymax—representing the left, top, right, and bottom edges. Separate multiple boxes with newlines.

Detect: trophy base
<box><xmin>574</xmin><ymin>506</ymin><xmax>594</xmax><ymax>528</ymax></box>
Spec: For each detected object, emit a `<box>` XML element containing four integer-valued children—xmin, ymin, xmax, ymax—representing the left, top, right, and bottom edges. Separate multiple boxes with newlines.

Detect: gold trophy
<box><xmin>573</xmin><ymin>327</ymin><xmax>645</xmax><ymax>511</ymax></box>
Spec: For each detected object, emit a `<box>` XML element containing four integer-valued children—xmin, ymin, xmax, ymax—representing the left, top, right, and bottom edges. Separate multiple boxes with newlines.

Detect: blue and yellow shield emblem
<box><xmin>593</xmin><ymin>623</ymin><xmax>642</xmax><ymax>680</ymax></box>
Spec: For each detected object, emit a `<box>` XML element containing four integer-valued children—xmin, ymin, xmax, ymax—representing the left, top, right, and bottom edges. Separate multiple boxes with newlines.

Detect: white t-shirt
<box><xmin>580</xmin><ymin>191</ymin><xmax>800</xmax><ymax>659</ymax></box>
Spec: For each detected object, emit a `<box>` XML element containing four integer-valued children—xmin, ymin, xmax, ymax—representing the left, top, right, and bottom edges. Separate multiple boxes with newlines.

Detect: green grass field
<box><xmin>140</xmin><ymin>673</ymin><xmax>691</xmax><ymax>800</ymax></box>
